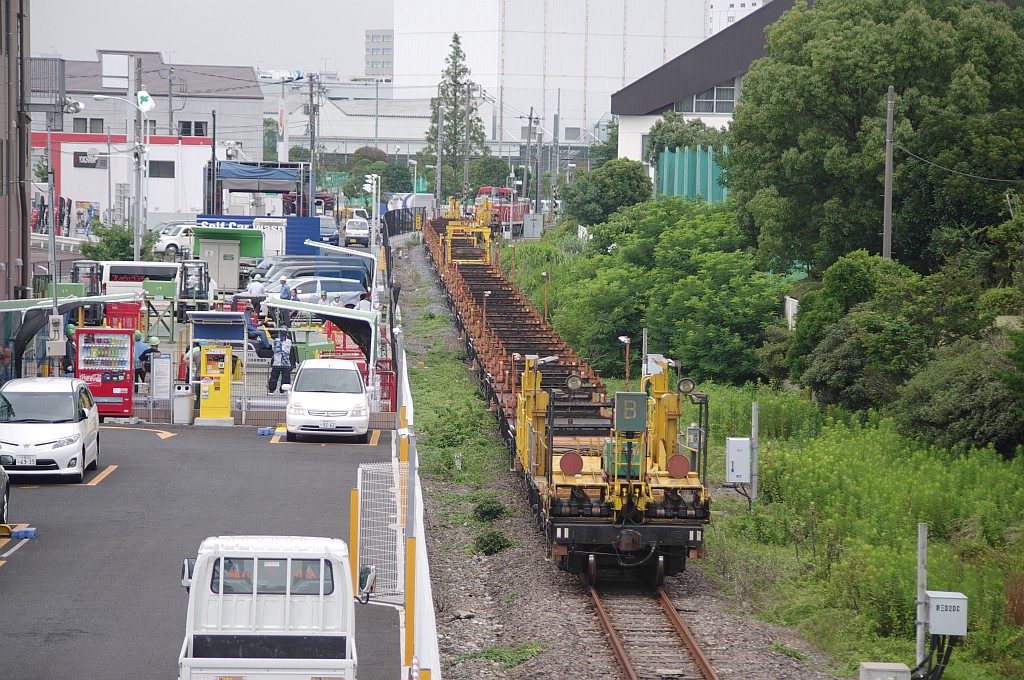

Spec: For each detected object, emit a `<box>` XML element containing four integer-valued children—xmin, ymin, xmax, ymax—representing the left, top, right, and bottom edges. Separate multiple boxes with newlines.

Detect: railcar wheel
<box><xmin>586</xmin><ymin>554</ymin><xmax>597</xmax><ymax>586</ymax></box>
<box><xmin>652</xmin><ymin>555</ymin><xmax>665</xmax><ymax>587</ymax></box>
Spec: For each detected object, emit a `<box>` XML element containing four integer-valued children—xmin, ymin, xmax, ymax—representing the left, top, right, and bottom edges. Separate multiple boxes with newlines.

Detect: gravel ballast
<box><xmin>393</xmin><ymin>235</ymin><xmax>840</xmax><ymax>679</ymax></box>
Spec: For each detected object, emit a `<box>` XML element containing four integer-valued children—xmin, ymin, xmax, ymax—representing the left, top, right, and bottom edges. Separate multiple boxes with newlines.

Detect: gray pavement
<box><xmin>0</xmin><ymin>424</ymin><xmax>400</xmax><ymax>680</ymax></box>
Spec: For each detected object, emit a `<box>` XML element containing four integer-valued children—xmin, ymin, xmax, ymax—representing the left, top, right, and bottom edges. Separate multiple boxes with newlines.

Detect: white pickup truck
<box><xmin>178</xmin><ymin>535</ymin><xmax>376</xmax><ymax>680</ymax></box>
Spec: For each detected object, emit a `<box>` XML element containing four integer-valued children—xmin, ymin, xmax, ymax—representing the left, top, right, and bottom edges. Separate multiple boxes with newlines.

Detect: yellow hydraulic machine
<box><xmin>198</xmin><ymin>345</ymin><xmax>232</xmax><ymax>419</ymax></box>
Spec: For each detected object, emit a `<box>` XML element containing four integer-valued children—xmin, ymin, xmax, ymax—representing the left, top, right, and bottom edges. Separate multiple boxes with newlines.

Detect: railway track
<box><xmin>589</xmin><ymin>581</ymin><xmax>719</xmax><ymax>680</ymax></box>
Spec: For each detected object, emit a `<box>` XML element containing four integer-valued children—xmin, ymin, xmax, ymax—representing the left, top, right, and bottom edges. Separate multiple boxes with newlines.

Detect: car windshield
<box><xmin>293</xmin><ymin>368</ymin><xmax>363</xmax><ymax>394</ymax></box>
<box><xmin>0</xmin><ymin>391</ymin><xmax>77</xmax><ymax>422</ymax></box>
<box><xmin>347</xmin><ymin>220</ymin><xmax>368</xmax><ymax>230</ymax></box>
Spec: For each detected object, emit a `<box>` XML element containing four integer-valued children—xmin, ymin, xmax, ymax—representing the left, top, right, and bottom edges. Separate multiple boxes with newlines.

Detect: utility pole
<box><xmin>374</xmin><ymin>78</ymin><xmax>379</xmax><ymax>151</ymax></box>
<box><xmin>167</xmin><ymin>68</ymin><xmax>175</xmax><ymax>135</ymax></box>
<box><xmin>435</xmin><ymin>105</ymin><xmax>445</xmax><ymax>206</ymax></box>
<box><xmin>534</xmin><ymin>127</ymin><xmax>543</xmax><ymax>213</ymax></box>
<box><xmin>308</xmin><ymin>75</ymin><xmax>317</xmax><ymax>217</ymax></box>
<box><xmin>553</xmin><ymin>87</ymin><xmax>560</xmax><ymax>190</ymax></box>
<box><xmin>463</xmin><ymin>80</ymin><xmax>472</xmax><ymax>207</ymax></box>
<box><xmin>133</xmin><ymin>56</ymin><xmax>144</xmax><ymax>259</ymax></box>
<box><xmin>883</xmin><ymin>85</ymin><xmax>894</xmax><ymax>259</ymax></box>
<box><xmin>525</xmin><ymin>107</ymin><xmax>534</xmax><ymax>204</ymax></box>
<box><xmin>209</xmin><ymin>110</ymin><xmax>217</xmax><ymax>215</ymax></box>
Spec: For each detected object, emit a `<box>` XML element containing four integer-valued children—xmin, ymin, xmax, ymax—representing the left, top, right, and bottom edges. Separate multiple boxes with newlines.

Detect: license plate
<box><xmin>16</xmin><ymin>454</ymin><xmax>35</xmax><ymax>466</ymax></box>
<box><xmin>320</xmin><ymin>420</ymin><xmax>335</xmax><ymax>429</ymax></box>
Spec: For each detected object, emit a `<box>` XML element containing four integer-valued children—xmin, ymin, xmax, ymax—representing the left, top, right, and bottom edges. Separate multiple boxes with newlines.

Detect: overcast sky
<box><xmin>33</xmin><ymin>0</ymin><xmax>393</xmax><ymax>76</ymax></box>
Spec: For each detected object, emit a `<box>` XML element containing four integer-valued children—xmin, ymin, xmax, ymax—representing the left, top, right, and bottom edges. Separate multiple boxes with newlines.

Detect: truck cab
<box><xmin>178</xmin><ymin>535</ymin><xmax>375</xmax><ymax>680</ymax></box>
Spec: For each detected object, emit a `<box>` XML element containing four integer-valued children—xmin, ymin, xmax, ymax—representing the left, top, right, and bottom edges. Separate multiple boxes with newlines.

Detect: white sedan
<box><xmin>0</xmin><ymin>378</ymin><xmax>101</xmax><ymax>483</ymax></box>
<box><xmin>284</xmin><ymin>359</ymin><xmax>370</xmax><ymax>443</ymax></box>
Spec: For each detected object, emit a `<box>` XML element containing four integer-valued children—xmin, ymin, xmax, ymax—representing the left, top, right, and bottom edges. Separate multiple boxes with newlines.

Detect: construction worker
<box><xmin>62</xmin><ymin>324</ymin><xmax>77</xmax><ymax>375</ymax></box>
<box><xmin>267</xmin><ymin>330</ymin><xmax>293</xmax><ymax>394</ymax></box>
<box><xmin>329</xmin><ymin>293</ymin><xmax>345</xmax><ymax>308</ymax></box>
<box><xmin>246</xmin><ymin>273</ymin><xmax>265</xmax><ymax>295</ymax></box>
<box><xmin>133</xmin><ymin>331</ymin><xmax>150</xmax><ymax>388</ymax></box>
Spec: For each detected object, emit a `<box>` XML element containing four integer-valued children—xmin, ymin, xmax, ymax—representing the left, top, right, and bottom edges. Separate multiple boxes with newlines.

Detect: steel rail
<box><xmin>657</xmin><ymin>586</ymin><xmax>720</xmax><ymax>680</ymax></box>
<box><xmin>587</xmin><ymin>584</ymin><xmax>639</xmax><ymax>680</ymax></box>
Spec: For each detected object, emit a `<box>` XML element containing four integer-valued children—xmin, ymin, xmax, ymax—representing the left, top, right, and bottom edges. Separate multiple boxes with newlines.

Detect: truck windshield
<box><xmin>210</xmin><ymin>557</ymin><xmax>334</xmax><ymax>595</ymax></box>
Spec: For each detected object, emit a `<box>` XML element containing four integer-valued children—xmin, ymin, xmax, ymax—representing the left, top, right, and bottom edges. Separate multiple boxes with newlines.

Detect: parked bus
<box><xmin>98</xmin><ymin>261</ymin><xmax>182</xmax><ymax>296</ymax></box>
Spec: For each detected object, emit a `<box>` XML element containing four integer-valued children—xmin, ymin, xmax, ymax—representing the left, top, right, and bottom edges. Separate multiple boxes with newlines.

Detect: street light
<box><xmin>47</xmin><ymin>96</ymin><xmax>85</xmax><ymax>318</ymax></box>
<box><xmin>408</xmin><ymin>159</ymin><xmax>418</xmax><ymax>193</ymax></box>
<box><xmin>618</xmin><ymin>335</ymin><xmax>631</xmax><ymax>390</ymax></box>
<box><xmin>362</xmin><ymin>173</ymin><xmax>380</xmax><ymax>257</ymax></box>
<box><xmin>94</xmin><ymin>94</ymin><xmax>150</xmax><ymax>261</ymax></box>
<box><xmin>541</xmin><ymin>270</ymin><xmax>549</xmax><ymax>323</ymax></box>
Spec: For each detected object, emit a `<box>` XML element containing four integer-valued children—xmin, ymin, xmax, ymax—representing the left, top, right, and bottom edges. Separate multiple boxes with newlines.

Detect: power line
<box><xmin>896</xmin><ymin>145</ymin><xmax>1024</xmax><ymax>184</ymax></box>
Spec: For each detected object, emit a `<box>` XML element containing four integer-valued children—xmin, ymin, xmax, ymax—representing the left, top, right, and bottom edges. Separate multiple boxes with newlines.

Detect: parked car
<box><xmin>266</xmin><ymin>264</ymin><xmax>372</xmax><ymax>290</ymax></box>
<box><xmin>0</xmin><ymin>378</ymin><xmax>101</xmax><ymax>484</ymax></box>
<box><xmin>318</xmin><ymin>216</ymin><xmax>341</xmax><ymax>244</ymax></box>
<box><xmin>343</xmin><ymin>218</ymin><xmax>370</xmax><ymax>247</ymax></box>
<box><xmin>0</xmin><ymin>463</ymin><xmax>9</xmax><ymax>524</ymax></box>
<box><xmin>152</xmin><ymin>223</ymin><xmax>195</xmax><ymax>257</ymax></box>
<box><xmin>284</xmin><ymin>359</ymin><xmax>370</xmax><ymax>443</ymax></box>
<box><xmin>263</xmin><ymin>277</ymin><xmax>365</xmax><ymax>305</ymax></box>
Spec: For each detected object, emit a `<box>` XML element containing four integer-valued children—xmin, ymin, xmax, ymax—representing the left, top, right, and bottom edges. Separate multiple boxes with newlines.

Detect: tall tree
<box><xmin>263</xmin><ymin>118</ymin><xmax>278</xmax><ymax>162</ymax></box>
<box><xmin>725</xmin><ymin>0</ymin><xmax>1024</xmax><ymax>275</ymax></box>
<box><xmin>423</xmin><ymin>34</ymin><xmax>489</xmax><ymax>186</ymax></box>
<box><xmin>561</xmin><ymin>158</ymin><xmax>651</xmax><ymax>226</ymax></box>
<box><xmin>643</xmin><ymin>113</ymin><xmax>731</xmax><ymax>164</ymax></box>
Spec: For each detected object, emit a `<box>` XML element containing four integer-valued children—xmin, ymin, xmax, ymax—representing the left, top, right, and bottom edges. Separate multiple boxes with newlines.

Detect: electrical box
<box><xmin>927</xmin><ymin>591</ymin><xmax>968</xmax><ymax>636</ymax></box>
<box><xmin>859</xmin><ymin>662</ymin><xmax>910</xmax><ymax>680</ymax></box>
<box><xmin>726</xmin><ymin>437</ymin><xmax>751</xmax><ymax>484</ymax></box>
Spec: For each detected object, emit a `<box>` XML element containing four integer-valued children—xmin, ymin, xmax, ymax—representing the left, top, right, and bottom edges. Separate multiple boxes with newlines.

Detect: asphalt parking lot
<box><xmin>0</xmin><ymin>424</ymin><xmax>400</xmax><ymax>680</ymax></box>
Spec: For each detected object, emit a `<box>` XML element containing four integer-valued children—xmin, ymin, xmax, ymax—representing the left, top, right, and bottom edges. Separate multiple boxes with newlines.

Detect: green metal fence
<box><xmin>656</xmin><ymin>145</ymin><xmax>728</xmax><ymax>203</ymax></box>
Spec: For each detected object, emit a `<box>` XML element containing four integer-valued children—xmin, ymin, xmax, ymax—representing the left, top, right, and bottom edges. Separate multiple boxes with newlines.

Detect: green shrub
<box><xmin>474</xmin><ymin>529</ymin><xmax>514</xmax><ymax>555</ymax></box>
<box><xmin>472</xmin><ymin>498</ymin><xmax>509</xmax><ymax>523</ymax></box>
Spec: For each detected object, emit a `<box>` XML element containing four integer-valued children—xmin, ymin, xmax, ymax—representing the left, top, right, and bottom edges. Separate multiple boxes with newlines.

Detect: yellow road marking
<box><xmin>85</xmin><ymin>464</ymin><xmax>118</xmax><ymax>486</ymax></box>
<box><xmin>0</xmin><ymin>524</ymin><xmax>28</xmax><ymax>551</ymax></box>
<box><xmin>0</xmin><ymin>560</ymin><xmax>5</xmax><ymax>568</ymax></box>
<box><xmin>100</xmin><ymin>425</ymin><xmax>176</xmax><ymax>439</ymax></box>
<box><xmin>14</xmin><ymin>485</ymin><xmax>39</xmax><ymax>489</ymax></box>
<box><xmin>370</xmin><ymin>429</ymin><xmax>381</xmax><ymax>446</ymax></box>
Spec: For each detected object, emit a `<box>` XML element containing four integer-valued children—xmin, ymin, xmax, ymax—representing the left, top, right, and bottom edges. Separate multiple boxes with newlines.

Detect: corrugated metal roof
<box><xmin>65</xmin><ymin>50</ymin><xmax>263</xmax><ymax>100</ymax></box>
<box><xmin>611</xmin><ymin>0</ymin><xmax>798</xmax><ymax>116</ymax></box>
<box><xmin>327</xmin><ymin>98</ymin><xmax>432</xmax><ymax>119</ymax></box>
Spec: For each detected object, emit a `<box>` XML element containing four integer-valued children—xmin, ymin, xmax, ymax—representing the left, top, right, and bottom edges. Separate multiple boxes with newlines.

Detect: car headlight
<box><xmin>52</xmin><ymin>433</ymin><xmax>82</xmax><ymax>449</ymax></box>
<box><xmin>350</xmin><ymin>403</ymin><xmax>368</xmax><ymax>417</ymax></box>
<box><xmin>287</xmin><ymin>402</ymin><xmax>304</xmax><ymax>415</ymax></box>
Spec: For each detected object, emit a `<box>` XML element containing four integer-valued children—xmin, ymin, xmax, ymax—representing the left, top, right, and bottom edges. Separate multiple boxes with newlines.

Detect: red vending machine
<box><xmin>76</xmin><ymin>328</ymin><xmax>134</xmax><ymax>418</ymax></box>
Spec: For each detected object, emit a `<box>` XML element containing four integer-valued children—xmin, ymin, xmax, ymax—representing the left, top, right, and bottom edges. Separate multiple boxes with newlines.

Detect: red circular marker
<box><xmin>560</xmin><ymin>452</ymin><xmax>584</xmax><ymax>476</ymax></box>
<box><xmin>667</xmin><ymin>454</ymin><xmax>690</xmax><ymax>478</ymax></box>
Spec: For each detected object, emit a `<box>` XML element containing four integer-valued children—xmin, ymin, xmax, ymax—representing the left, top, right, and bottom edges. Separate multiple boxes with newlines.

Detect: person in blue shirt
<box><xmin>133</xmin><ymin>331</ymin><xmax>150</xmax><ymax>386</ymax></box>
<box><xmin>267</xmin><ymin>330</ymin><xmax>293</xmax><ymax>394</ymax></box>
<box><xmin>276</xmin><ymin>276</ymin><xmax>292</xmax><ymax>327</ymax></box>
<box><xmin>244</xmin><ymin>304</ymin><xmax>271</xmax><ymax>349</ymax></box>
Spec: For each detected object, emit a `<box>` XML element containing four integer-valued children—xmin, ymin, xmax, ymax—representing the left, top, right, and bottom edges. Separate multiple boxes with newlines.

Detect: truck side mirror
<box><xmin>357</xmin><ymin>564</ymin><xmax>376</xmax><ymax>604</ymax></box>
<box><xmin>181</xmin><ymin>558</ymin><xmax>196</xmax><ymax>590</ymax></box>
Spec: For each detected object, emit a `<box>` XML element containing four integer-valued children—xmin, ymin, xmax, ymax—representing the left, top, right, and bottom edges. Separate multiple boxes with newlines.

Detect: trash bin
<box><xmin>172</xmin><ymin>383</ymin><xmax>195</xmax><ymax>425</ymax></box>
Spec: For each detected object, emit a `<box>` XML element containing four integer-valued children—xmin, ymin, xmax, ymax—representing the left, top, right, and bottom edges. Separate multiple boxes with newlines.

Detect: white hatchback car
<box><xmin>0</xmin><ymin>378</ymin><xmax>101</xmax><ymax>483</ymax></box>
<box><xmin>284</xmin><ymin>359</ymin><xmax>370</xmax><ymax>443</ymax></box>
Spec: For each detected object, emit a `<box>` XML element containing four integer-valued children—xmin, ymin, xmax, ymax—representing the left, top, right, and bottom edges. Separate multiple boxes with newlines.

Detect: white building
<box><xmin>392</xmin><ymin>0</ymin><xmax>708</xmax><ymax>146</ymax></box>
<box><xmin>31</xmin><ymin>51</ymin><xmax>263</xmax><ymax>228</ymax></box>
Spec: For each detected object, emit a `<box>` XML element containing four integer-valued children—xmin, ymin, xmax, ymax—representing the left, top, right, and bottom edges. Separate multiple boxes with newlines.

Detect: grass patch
<box><xmin>474</xmin><ymin>529</ymin><xmax>515</xmax><ymax>555</ymax></box>
<box><xmin>502</xmin><ymin>591</ymin><xmax>520</xmax><ymax>604</ymax></box>
<box><xmin>460</xmin><ymin>642</ymin><xmax>544</xmax><ymax>669</ymax></box>
<box><xmin>473</xmin><ymin>498</ymin><xmax>510</xmax><ymax>523</ymax></box>
<box><xmin>769</xmin><ymin>643</ymin><xmax>808</xmax><ymax>660</ymax></box>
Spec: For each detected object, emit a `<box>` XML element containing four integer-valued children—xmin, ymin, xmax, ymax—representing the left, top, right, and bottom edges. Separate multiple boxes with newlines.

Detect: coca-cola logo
<box><xmin>81</xmin><ymin>373</ymin><xmax>101</xmax><ymax>384</ymax></box>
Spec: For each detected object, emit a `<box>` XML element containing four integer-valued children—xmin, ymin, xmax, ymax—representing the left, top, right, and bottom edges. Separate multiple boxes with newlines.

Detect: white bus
<box><xmin>98</xmin><ymin>261</ymin><xmax>182</xmax><ymax>296</ymax></box>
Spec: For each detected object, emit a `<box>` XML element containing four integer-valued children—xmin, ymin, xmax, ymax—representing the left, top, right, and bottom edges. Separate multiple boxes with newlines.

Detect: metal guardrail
<box><xmin>29</xmin><ymin>234</ymin><xmax>95</xmax><ymax>253</ymax></box>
